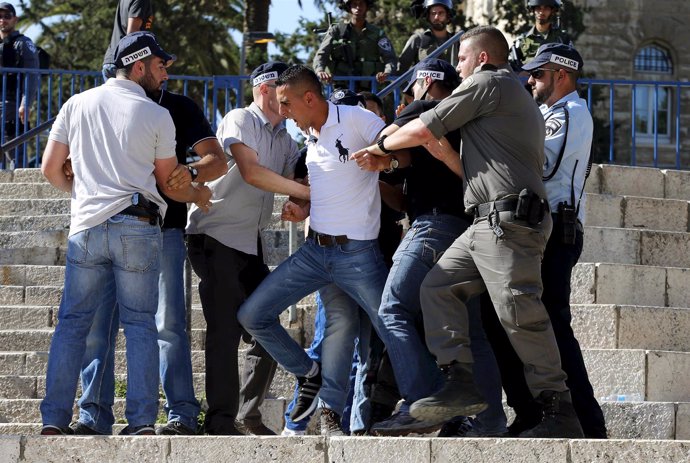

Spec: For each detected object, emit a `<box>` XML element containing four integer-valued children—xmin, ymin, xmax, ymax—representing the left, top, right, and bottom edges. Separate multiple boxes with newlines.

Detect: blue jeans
<box><xmin>238</xmin><ymin>237</ymin><xmax>389</xmax><ymax>411</ymax></box>
<box><xmin>40</xmin><ymin>214</ymin><xmax>161</xmax><ymax>429</ymax></box>
<box><xmin>76</xmin><ymin>228</ymin><xmax>200</xmax><ymax>432</ymax></box>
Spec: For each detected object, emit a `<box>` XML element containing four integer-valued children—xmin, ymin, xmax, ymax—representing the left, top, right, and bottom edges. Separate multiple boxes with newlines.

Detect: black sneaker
<box><xmin>289</xmin><ymin>367</ymin><xmax>322</xmax><ymax>422</ymax></box>
<box><xmin>519</xmin><ymin>391</ymin><xmax>584</xmax><ymax>439</ymax></box>
<box><xmin>156</xmin><ymin>421</ymin><xmax>197</xmax><ymax>435</ymax></box>
<box><xmin>41</xmin><ymin>424</ymin><xmax>74</xmax><ymax>436</ymax></box>
<box><xmin>119</xmin><ymin>424</ymin><xmax>156</xmax><ymax>436</ymax></box>
<box><xmin>235</xmin><ymin>421</ymin><xmax>276</xmax><ymax>436</ymax></box>
<box><xmin>319</xmin><ymin>408</ymin><xmax>345</xmax><ymax>437</ymax></box>
<box><xmin>70</xmin><ymin>422</ymin><xmax>108</xmax><ymax>435</ymax></box>
<box><xmin>370</xmin><ymin>410</ymin><xmax>444</xmax><ymax>437</ymax></box>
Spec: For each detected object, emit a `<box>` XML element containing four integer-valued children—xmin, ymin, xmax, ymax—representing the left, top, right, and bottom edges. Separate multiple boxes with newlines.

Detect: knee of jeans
<box><xmin>237</xmin><ymin>304</ymin><xmax>269</xmax><ymax>332</ymax></box>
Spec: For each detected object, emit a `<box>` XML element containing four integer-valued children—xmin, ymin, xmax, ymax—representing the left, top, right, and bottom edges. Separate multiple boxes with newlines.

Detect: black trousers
<box><xmin>483</xmin><ymin>215</ymin><xmax>607</xmax><ymax>438</ymax></box>
<box><xmin>187</xmin><ymin>234</ymin><xmax>277</xmax><ymax>434</ymax></box>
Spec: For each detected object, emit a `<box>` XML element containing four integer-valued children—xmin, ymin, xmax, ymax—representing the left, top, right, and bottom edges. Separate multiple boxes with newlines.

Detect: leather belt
<box><xmin>474</xmin><ymin>198</ymin><xmax>518</xmax><ymax>218</ymax></box>
<box><xmin>307</xmin><ymin>229</ymin><xmax>349</xmax><ymax>247</ymax></box>
<box><xmin>121</xmin><ymin>205</ymin><xmax>161</xmax><ymax>226</ymax></box>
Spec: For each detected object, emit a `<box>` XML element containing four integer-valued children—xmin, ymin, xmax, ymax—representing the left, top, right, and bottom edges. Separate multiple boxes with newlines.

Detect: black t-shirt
<box><xmin>395</xmin><ymin>100</ymin><xmax>467</xmax><ymax>223</ymax></box>
<box><xmin>154</xmin><ymin>90</ymin><xmax>215</xmax><ymax>229</ymax></box>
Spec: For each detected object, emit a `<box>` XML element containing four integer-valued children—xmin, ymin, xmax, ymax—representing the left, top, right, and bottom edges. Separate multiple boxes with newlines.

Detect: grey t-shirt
<box><xmin>420</xmin><ymin>63</ymin><xmax>546</xmax><ymax>213</ymax></box>
<box><xmin>186</xmin><ymin>103</ymin><xmax>300</xmax><ymax>256</ymax></box>
<box><xmin>103</xmin><ymin>0</ymin><xmax>154</xmax><ymax>66</ymax></box>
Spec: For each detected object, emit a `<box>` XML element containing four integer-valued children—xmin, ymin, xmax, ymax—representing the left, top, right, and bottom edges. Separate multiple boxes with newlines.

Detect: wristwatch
<box><xmin>187</xmin><ymin>165</ymin><xmax>199</xmax><ymax>181</ymax></box>
<box><xmin>383</xmin><ymin>156</ymin><xmax>399</xmax><ymax>174</ymax></box>
<box><xmin>376</xmin><ymin>135</ymin><xmax>393</xmax><ymax>154</ymax></box>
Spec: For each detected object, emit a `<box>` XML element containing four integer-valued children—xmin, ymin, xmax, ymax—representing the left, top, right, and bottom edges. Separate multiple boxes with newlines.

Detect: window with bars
<box><xmin>633</xmin><ymin>45</ymin><xmax>673</xmax><ymax>141</ymax></box>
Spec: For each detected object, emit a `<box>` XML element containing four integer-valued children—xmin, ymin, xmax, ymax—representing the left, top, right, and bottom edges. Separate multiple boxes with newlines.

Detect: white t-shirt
<box><xmin>49</xmin><ymin>78</ymin><xmax>176</xmax><ymax>236</ymax></box>
<box><xmin>307</xmin><ymin>102</ymin><xmax>385</xmax><ymax>240</ymax></box>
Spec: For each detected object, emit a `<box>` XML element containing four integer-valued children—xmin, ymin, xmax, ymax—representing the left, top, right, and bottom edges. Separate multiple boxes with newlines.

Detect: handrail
<box><xmin>2</xmin><ymin>116</ymin><xmax>56</xmax><ymax>167</ymax></box>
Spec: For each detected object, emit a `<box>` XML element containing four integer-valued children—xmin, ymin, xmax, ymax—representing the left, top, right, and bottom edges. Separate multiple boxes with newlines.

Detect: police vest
<box><xmin>330</xmin><ymin>22</ymin><xmax>386</xmax><ymax>76</ymax></box>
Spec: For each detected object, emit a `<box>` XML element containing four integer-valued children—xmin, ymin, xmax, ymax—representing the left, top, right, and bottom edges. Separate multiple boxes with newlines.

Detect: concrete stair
<box><xmin>1</xmin><ymin>165</ymin><xmax>690</xmax><ymax>461</ymax></box>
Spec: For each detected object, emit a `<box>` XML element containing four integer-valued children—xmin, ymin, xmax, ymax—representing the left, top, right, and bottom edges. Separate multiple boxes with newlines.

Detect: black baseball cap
<box><xmin>0</xmin><ymin>3</ymin><xmax>16</xmax><ymax>16</ymax></box>
<box><xmin>250</xmin><ymin>61</ymin><xmax>288</xmax><ymax>87</ymax></box>
<box><xmin>328</xmin><ymin>89</ymin><xmax>365</xmax><ymax>107</ymax></box>
<box><xmin>403</xmin><ymin>58</ymin><xmax>460</xmax><ymax>95</ymax></box>
<box><xmin>113</xmin><ymin>31</ymin><xmax>176</xmax><ymax>69</ymax></box>
<box><xmin>521</xmin><ymin>43</ymin><xmax>584</xmax><ymax>73</ymax></box>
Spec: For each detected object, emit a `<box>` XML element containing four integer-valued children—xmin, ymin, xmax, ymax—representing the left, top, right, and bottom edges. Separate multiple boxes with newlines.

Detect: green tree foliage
<box><xmin>16</xmin><ymin>0</ymin><xmax>243</xmax><ymax>76</ymax></box>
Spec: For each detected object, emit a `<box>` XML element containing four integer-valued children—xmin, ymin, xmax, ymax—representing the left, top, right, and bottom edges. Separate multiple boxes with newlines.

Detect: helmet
<box><xmin>420</xmin><ymin>0</ymin><xmax>455</xmax><ymax>19</ymax></box>
<box><xmin>526</xmin><ymin>0</ymin><xmax>561</xmax><ymax>9</ymax></box>
<box><xmin>339</xmin><ymin>0</ymin><xmax>375</xmax><ymax>10</ymax></box>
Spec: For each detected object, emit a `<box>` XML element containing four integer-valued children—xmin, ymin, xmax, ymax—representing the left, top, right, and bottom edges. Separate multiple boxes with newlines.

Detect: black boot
<box><xmin>519</xmin><ymin>391</ymin><xmax>584</xmax><ymax>438</ymax></box>
<box><xmin>409</xmin><ymin>362</ymin><xmax>488</xmax><ymax>423</ymax></box>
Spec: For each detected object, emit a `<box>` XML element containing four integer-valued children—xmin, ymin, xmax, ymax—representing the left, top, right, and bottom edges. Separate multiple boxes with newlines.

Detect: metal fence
<box><xmin>1</xmin><ymin>67</ymin><xmax>688</xmax><ymax>170</ymax></box>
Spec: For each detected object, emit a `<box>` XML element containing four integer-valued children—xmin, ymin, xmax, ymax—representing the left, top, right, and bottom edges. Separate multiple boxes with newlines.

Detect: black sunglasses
<box><xmin>529</xmin><ymin>68</ymin><xmax>561</xmax><ymax>79</ymax></box>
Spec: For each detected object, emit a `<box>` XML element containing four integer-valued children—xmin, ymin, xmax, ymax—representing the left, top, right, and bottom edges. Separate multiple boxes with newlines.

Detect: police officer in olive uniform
<box><xmin>509</xmin><ymin>0</ymin><xmax>572</xmax><ymax>73</ymax></box>
<box><xmin>398</xmin><ymin>0</ymin><xmax>460</xmax><ymax>72</ymax></box>
<box><xmin>313</xmin><ymin>0</ymin><xmax>396</xmax><ymax>89</ymax></box>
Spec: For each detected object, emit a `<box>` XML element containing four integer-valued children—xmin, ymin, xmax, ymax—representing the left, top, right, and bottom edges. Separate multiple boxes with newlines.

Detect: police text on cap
<box><xmin>121</xmin><ymin>47</ymin><xmax>152</xmax><ymax>66</ymax></box>
<box><xmin>253</xmin><ymin>71</ymin><xmax>279</xmax><ymax>86</ymax></box>
<box><xmin>417</xmin><ymin>70</ymin><xmax>445</xmax><ymax>80</ymax></box>
<box><xmin>549</xmin><ymin>54</ymin><xmax>579</xmax><ymax>70</ymax></box>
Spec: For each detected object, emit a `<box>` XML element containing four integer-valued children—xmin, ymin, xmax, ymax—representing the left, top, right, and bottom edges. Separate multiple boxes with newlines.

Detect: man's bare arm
<box><xmin>41</xmin><ymin>140</ymin><xmax>72</xmax><ymax>193</ymax></box>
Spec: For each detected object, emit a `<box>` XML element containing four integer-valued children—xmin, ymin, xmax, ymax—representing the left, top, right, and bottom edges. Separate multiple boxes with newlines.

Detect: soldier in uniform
<box><xmin>398</xmin><ymin>0</ymin><xmax>460</xmax><ymax>72</ymax></box>
<box><xmin>352</xmin><ymin>25</ymin><xmax>584</xmax><ymax>439</ymax></box>
<box><xmin>313</xmin><ymin>0</ymin><xmax>397</xmax><ymax>89</ymax></box>
<box><xmin>483</xmin><ymin>43</ymin><xmax>607</xmax><ymax>439</ymax></box>
<box><xmin>509</xmin><ymin>0</ymin><xmax>572</xmax><ymax>73</ymax></box>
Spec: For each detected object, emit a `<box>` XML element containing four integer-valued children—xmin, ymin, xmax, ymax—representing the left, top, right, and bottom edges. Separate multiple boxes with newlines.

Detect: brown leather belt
<box><xmin>307</xmin><ymin>229</ymin><xmax>349</xmax><ymax>247</ymax></box>
<box><xmin>121</xmin><ymin>205</ymin><xmax>161</xmax><ymax>226</ymax></box>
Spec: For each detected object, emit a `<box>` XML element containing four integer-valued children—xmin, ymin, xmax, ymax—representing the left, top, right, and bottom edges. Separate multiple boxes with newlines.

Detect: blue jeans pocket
<box><xmin>121</xmin><ymin>234</ymin><xmax>159</xmax><ymax>272</ymax></box>
<box><xmin>67</xmin><ymin>229</ymin><xmax>90</xmax><ymax>264</ymax></box>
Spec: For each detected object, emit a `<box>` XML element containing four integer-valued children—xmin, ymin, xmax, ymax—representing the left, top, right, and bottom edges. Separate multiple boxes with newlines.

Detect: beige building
<box><xmin>460</xmin><ymin>0</ymin><xmax>690</xmax><ymax>167</ymax></box>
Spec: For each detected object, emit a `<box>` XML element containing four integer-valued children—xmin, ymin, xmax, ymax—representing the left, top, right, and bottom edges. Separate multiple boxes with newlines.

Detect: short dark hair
<box><xmin>358</xmin><ymin>91</ymin><xmax>383</xmax><ymax>112</ymax></box>
<box><xmin>460</xmin><ymin>25</ymin><xmax>510</xmax><ymax>64</ymax></box>
<box><xmin>275</xmin><ymin>64</ymin><xmax>324</xmax><ymax>98</ymax></box>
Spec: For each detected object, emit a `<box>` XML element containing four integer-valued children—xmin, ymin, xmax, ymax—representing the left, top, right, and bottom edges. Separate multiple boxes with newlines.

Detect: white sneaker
<box><xmin>281</xmin><ymin>427</ymin><xmax>306</xmax><ymax>436</ymax></box>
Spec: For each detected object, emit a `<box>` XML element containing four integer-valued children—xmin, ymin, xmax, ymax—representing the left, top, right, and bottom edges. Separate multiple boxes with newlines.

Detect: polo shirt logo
<box><xmin>417</xmin><ymin>70</ymin><xmax>444</xmax><ymax>80</ymax></box>
<box><xmin>253</xmin><ymin>71</ymin><xmax>279</xmax><ymax>86</ymax></box>
<box><xmin>549</xmin><ymin>54</ymin><xmax>579</xmax><ymax>70</ymax></box>
<box><xmin>335</xmin><ymin>134</ymin><xmax>349</xmax><ymax>163</ymax></box>
<box><xmin>121</xmin><ymin>47</ymin><xmax>152</xmax><ymax>66</ymax></box>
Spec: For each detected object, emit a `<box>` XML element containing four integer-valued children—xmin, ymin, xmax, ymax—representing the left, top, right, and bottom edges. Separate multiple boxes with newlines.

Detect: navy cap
<box><xmin>114</xmin><ymin>31</ymin><xmax>176</xmax><ymax>69</ymax></box>
<box><xmin>0</xmin><ymin>3</ymin><xmax>16</xmax><ymax>15</ymax></box>
<box><xmin>328</xmin><ymin>89</ymin><xmax>365</xmax><ymax>107</ymax></box>
<box><xmin>403</xmin><ymin>58</ymin><xmax>460</xmax><ymax>95</ymax></box>
<box><xmin>521</xmin><ymin>43</ymin><xmax>584</xmax><ymax>73</ymax></box>
<box><xmin>250</xmin><ymin>61</ymin><xmax>288</xmax><ymax>87</ymax></box>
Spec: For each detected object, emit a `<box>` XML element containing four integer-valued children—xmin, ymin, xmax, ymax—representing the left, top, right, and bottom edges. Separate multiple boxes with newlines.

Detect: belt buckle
<box><xmin>316</xmin><ymin>233</ymin><xmax>329</xmax><ymax>247</ymax></box>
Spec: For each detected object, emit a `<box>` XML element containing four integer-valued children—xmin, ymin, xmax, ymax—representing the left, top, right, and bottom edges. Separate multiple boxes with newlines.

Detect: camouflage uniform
<box><xmin>398</xmin><ymin>29</ymin><xmax>459</xmax><ymax>72</ymax></box>
<box><xmin>509</xmin><ymin>26</ymin><xmax>572</xmax><ymax>71</ymax></box>
<box><xmin>313</xmin><ymin>21</ymin><xmax>397</xmax><ymax>85</ymax></box>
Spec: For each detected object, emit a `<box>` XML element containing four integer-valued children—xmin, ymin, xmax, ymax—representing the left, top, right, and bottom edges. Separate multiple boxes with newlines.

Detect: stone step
<box><xmin>1</xmin><ymin>346</ymin><xmax>687</xmax><ymax>405</ymax></box>
<box><xmin>0</xmin><ymin>183</ymin><xmax>69</xmax><ymax>200</ymax></box>
<box><xmin>585</xmin><ymin>194</ymin><xmax>689</xmax><ymax>232</ymax></box>
<box><xmin>571</xmin><ymin>262</ymin><xmax>690</xmax><ymax>308</ymax></box>
<box><xmin>0</xmin><ymin>199</ymin><xmax>69</xmax><ymax>216</ymax></box>
<box><xmin>581</xmin><ymin>226</ymin><xmax>690</xmax><ymax>267</ymax></box>
<box><xmin>586</xmin><ymin>163</ymin><xmax>690</xmax><ymax>201</ymax></box>
<box><xmin>0</xmin><ymin>231</ymin><xmax>67</xmax><ymax>266</ymax></box>
<box><xmin>0</xmin><ymin>168</ymin><xmax>46</xmax><ymax>184</ymax></box>
<box><xmin>0</xmin><ymin>215</ymin><xmax>69</xmax><ymax>233</ymax></box>
<box><xmin>0</xmin><ymin>399</ymin><xmax>686</xmax><ymax>441</ymax></box>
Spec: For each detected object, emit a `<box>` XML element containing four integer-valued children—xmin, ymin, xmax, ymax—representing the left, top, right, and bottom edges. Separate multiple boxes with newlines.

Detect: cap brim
<box><xmin>520</xmin><ymin>55</ymin><xmax>550</xmax><ymax>72</ymax></box>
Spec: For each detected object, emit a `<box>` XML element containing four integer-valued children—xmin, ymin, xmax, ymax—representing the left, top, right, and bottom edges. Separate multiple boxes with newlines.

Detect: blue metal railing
<box><xmin>2</xmin><ymin>67</ymin><xmax>689</xmax><ymax>170</ymax></box>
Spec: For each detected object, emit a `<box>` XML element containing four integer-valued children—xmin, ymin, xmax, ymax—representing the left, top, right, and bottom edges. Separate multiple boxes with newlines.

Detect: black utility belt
<box><xmin>474</xmin><ymin>198</ymin><xmax>518</xmax><ymax>218</ymax></box>
<box><xmin>121</xmin><ymin>205</ymin><xmax>161</xmax><ymax>226</ymax></box>
<box><xmin>474</xmin><ymin>189</ymin><xmax>548</xmax><ymax>238</ymax></box>
<box><xmin>307</xmin><ymin>229</ymin><xmax>349</xmax><ymax>247</ymax></box>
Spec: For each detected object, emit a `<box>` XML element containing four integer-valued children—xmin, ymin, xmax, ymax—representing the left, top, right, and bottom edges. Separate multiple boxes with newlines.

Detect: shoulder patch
<box><xmin>545</xmin><ymin>118</ymin><xmax>563</xmax><ymax>137</ymax></box>
<box><xmin>25</xmin><ymin>41</ymin><xmax>37</xmax><ymax>54</ymax></box>
<box><xmin>378</xmin><ymin>38</ymin><xmax>392</xmax><ymax>52</ymax></box>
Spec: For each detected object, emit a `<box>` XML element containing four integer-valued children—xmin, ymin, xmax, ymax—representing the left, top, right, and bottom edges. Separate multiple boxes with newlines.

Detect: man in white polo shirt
<box><xmin>39</xmin><ymin>31</ymin><xmax>211</xmax><ymax>436</ymax></box>
<box><xmin>237</xmin><ymin>64</ymin><xmax>390</xmax><ymax>431</ymax></box>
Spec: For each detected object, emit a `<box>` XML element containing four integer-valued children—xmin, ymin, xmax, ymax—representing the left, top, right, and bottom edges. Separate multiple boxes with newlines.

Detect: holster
<box><xmin>514</xmin><ymin>189</ymin><xmax>547</xmax><ymax>226</ymax></box>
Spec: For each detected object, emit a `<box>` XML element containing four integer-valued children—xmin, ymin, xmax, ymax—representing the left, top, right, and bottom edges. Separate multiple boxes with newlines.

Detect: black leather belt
<box><xmin>307</xmin><ymin>229</ymin><xmax>349</xmax><ymax>247</ymax></box>
<box><xmin>474</xmin><ymin>198</ymin><xmax>518</xmax><ymax>218</ymax></box>
<box><xmin>121</xmin><ymin>205</ymin><xmax>161</xmax><ymax>226</ymax></box>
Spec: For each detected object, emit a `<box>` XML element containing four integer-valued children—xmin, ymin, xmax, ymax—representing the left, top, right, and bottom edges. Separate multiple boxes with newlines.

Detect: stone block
<box><xmin>0</xmin><ymin>199</ymin><xmax>70</xmax><ymax>216</ymax></box>
<box><xmin>12</xmin><ymin>169</ymin><xmax>46</xmax><ymax>183</ymax></box>
<box><xmin>170</xmin><ymin>436</ymin><xmax>325</xmax><ymax>463</ymax></box>
<box><xmin>0</xmin><ymin>423</ymin><xmax>39</xmax><ymax>436</ymax></box>
<box><xmin>580</xmin><ymin>227</ymin><xmax>639</xmax><ymax>264</ymax></box>
<box><xmin>0</xmin><ymin>398</ymin><xmax>39</xmax><ymax>423</ymax></box>
<box><xmin>0</xmin><ymin>376</ymin><xmax>36</xmax><ymax>399</ymax></box>
<box><xmin>0</xmin><ymin>214</ymin><xmax>70</xmax><ymax>233</ymax></box>
<box><xmin>0</xmin><ymin>306</ymin><xmax>54</xmax><ymax>330</ymax></box>
<box><xmin>0</xmin><ymin>286</ymin><xmax>23</xmax><ymax>305</ymax></box>
<box><xmin>583</xmin><ymin>349</ymin><xmax>645</xmax><ymax>399</ymax></box>
<box><xmin>677</xmin><ymin>403</ymin><xmax>690</xmax><ymax>440</ymax></box>
<box><xmin>640</xmin><ymin>230</ymin><xmax>690</xmax><ymax>267</ymax></box>
<box><xmin>623</xmin><ymin>196</ymin><xmax>689</xmax><ymax>232</ymax></box>
<box><xmin>570</xmin><ymin>439</ymin><xmax>690</xmax><ymax>462</ymax></box>
<box><xmin>571</xmin><ymin>304</ymin><xmax>618</xmax><ymax>349</ymax></box>
<box><xmin>0</xmin><ymin>183</ymin><xmax>67</xmax><ymax>200</ymax></box>
<box><xmin>0</xmin><ymin>265</ymin><xmax>25</xmax><ymax>286</ymax></box>
<box><xmin>585</xmin><ymin>164</ymin><xmax>602</xmax><ymax>194</ymax></box>
<box><xmin>663</xmin><ymin>169</ymin><xmax>690</xmax><ymax>200</ymax></box>
<box><xmin>330</xmin><ymin>436</ymin><xmax>429</xmax><ymax>463</ymax></box>
<box><xmin>24</xmin><ymin>352</ymin><xmax>49</xmax><ymax>376</ymax></box>
<box><xmin>23</xmin><ymin>436</ymin><xmax>168</xmax><ymax>463</ymax></box>
<box><xmin>599</xmin><ymin>164</ymin><xmax>664</xmax><ymax>198</ymax></box>
<box><xmin>595</xmin><ymin>263</ymin><xmax>666</xmax><ymax>307</ymax></box>
<box><xmin>647</xmin><ymin>351</ymin><xmax>690</xmax><ymax>402</ymax></box>
<box><xmin>0</xmin><ymin>330</ymin><xmax>52</xmax><ymax>352</ymax></box>
<box><xmin>585</xmin><ymin>194</ymin><xmax>623</xmax><ymax>228</ymax></box>
<box><xmin>666</xmin><ymin>268</ymin><xmax>690</xmax><ymax>308</ymax></box>
<box><xmin>26</xmin><ymin>286</ymin><xmax>62</xmax><ymax>306</ymax></box>
<box><xmin>0</xmin><ymin>354</ymin><xmax>26</xmax><ymax>376</ymax></box>
<box><xmin>24</xmin><ymin>266</ymin><xmax>64</xmax><ymax>286</ymax></box>
<box><xmin>571</xmin><ymin>263</ymin><xmax>596</xmax><ymax>304</ymax></box>
<box><xmin>618</xmin><ymin>306</ymin><xmax>690</xmax><ymax>351</ymax></box>
<box><xmin>0</xmin><ymin>435</ymin><xmax>20</xmax><ymax>463</ymax></box>
<box><xmin>431</xmin><ymin>438</ymin><xmax>569</xmax><ymax>463</ymax></box>
<box><xmin>600</xmin><ymin>401</ymin><xmax>676</xmax><ymax>439</ymax></box>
